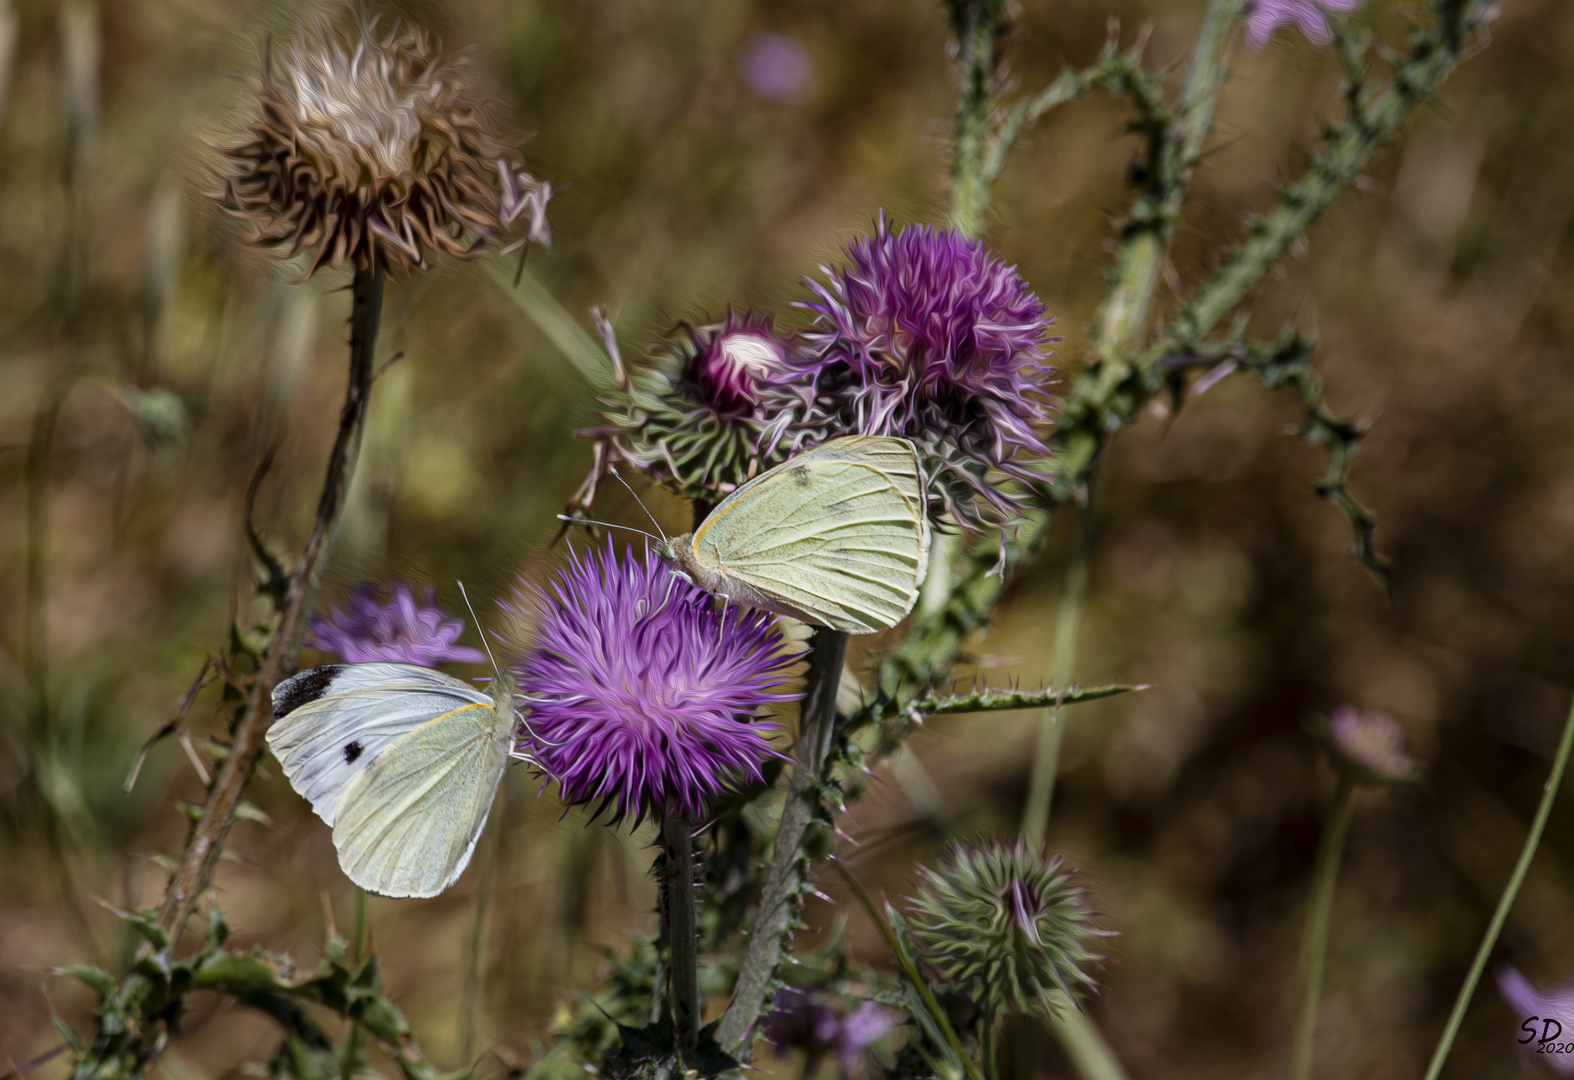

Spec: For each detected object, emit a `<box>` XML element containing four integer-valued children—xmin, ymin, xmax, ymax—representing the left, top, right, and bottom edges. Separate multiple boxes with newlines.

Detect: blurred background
<box><xmin>2</xmin><ymin>0</ymin><xmax>1573</xmax><ymax>1077</ymax></box>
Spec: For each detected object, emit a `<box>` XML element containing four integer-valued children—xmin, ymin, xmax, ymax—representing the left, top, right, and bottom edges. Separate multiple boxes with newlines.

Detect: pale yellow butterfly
<box><xmin>266</xmin><ymin>662</ymin><xmax>517</xmax><ymax>898</ymax></box>
<box><xmin>654</xmin><ymin>435</ymin><xmax>932</xmax><ymax>634</ymax></box>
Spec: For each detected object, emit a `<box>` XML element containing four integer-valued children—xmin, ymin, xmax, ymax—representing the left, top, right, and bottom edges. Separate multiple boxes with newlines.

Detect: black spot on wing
<box><xmin>343</xmin><ymin>741</ymin><xmax>363</xmax><ymax>763</ymax></box>
<box><xmin>272</xmin><ymin>665</ymin><xmax>345</xmax><ymax>719</ymax></box>
<box><xmin>791</xmin><ymin>465</ymin><xmax>812</xmax><ymax>487</ymax></box>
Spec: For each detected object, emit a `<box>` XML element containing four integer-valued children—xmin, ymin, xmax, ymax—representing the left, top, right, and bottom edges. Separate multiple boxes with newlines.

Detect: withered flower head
<box><xmin>217</xmin><ymin>13</ymin><xmax>550</xmax><ymax>275</ymax></box>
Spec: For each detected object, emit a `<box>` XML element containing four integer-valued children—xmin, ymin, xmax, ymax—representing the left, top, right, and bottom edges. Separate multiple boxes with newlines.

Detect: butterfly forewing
<box><xmin>331</xmin><ymin>702</ymin><xmax>512</xmax><ymax>898</ymax></box>
<box><xmin>268</xmin><ymin>663</ymin><xmax>494</xmax><ymax>826</ymax></box>
<box><xmin>693</xmin><ymin>436</ymin><xmax>931</xmax><ymax>634</ymax></box>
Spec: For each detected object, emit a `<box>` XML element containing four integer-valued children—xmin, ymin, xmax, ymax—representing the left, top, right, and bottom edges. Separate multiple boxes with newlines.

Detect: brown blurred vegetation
<box><xmin>2</xmin><ymin>0</ymin><xmax>1573</xmax><ymax>1077</ymax></box>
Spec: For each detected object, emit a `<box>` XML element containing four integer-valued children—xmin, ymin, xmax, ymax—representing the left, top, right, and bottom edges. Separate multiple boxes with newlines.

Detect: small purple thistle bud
<box><xmin>1328</xmin><ymin>704</ymin><xmax>1417</xmax><ymax>783</ymax></box>
<box><xmin>305</xmin><ymin>581</ymin><xmax>488</xmax><ymax>666</ymax></box>
<box><xmin>795</xmin><ymin>214</ymin><xmax>1058</xmax><ymax>528</ymax></box>
<box><xmin>693</xmin><ymin>312</ymin><xmax>790</xmax><ymax>415</ymax></box>
<box><xmin>511</xmin><ymin>541</ymin><xmax>798</xmax><ymax>824</ymax></box>
<box><xmin>1243</xmin><ymin>0</ymin><xmax>1362</xmax><ymax>48</ymax></box>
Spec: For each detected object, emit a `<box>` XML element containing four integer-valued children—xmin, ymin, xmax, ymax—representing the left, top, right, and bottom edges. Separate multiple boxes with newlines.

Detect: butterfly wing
<box><xmin>267</xmin><ymin>663</ymin><xmax>493</xmax><ymax>827</ymax></box>
<box><xmin>693</xmin><ymin>436</ymin><xmax>931</xmax><ymax>634</ymax></box>
<box><xmin>330</xmin><ymin>702</ymin><xmax>512</xmax><ymax>898</ymax></box>
<box><xmin>266</xmin><ymin>662</ymin><xmax>510</xmax><ymax>898</ymax></box>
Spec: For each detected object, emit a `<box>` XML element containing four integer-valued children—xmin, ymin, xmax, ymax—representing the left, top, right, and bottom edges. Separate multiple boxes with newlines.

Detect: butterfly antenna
<box><xmin>608</xmin><ymin>466</ymin><xmax>668</xmax><ymax>541</ymax></box>
<box><xmin>456</xmin><ymin>580</ymin><xmax>502</xmax><ymax>679</ymax></box>
<box><xmin>556</xmin><ymin>514</ymin><xmax>659</xmax><ymax>541</ymax></box>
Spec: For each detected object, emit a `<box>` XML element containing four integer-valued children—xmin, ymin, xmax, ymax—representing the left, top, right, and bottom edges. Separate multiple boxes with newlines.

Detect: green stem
<box><xmin>1020</xmin><ymin>479</ymin><xmax>1099</xmax><ymax>847</ymax></box>
<box><xmin>340</xmin><ymin>891</ymin><xmax>369</xmax><ymax>1080</ymax></box>
<box><xmin>1050</xmin><ymin>1008</ymin><xmax>1129</xmax><ymax>1080</ymax></box>
<box><xmin>157</xmin><ymin>264</ymin><xmax>386</xmax><ymax>936</ymax></box>
<box><xmin>1169</xmin><ymin>0</ymin><xmax>1485</xmax><ymax>347</ymax></box>
<box><xmin>1093</xmin><ymin>0</ymin><xmax>1239</xmax><ymax>364</ymax></box>
<box><xmin>919</xmin><ymin>532</ymin><xmax>960</xmax><ymax>621</ymax></box>
<box><xmin>1288</xmin><ymin>774</ymin><xmax>1356</xmax><ymax>1080</ymax></box>
<box><xmin>831</xmin><ymin>863</ymin><xmax>985</xmax><ymax>1080</ymax></box>
<box><xmin>717</xmin><ymin>627</ymin><xmax>849</xmax><ymax>1056</ymax></box>
<box><xmin>945</xmin><ymin>0</ymin><xmax>1006</xmax><ymax>238</ymax></box>
<box><xmin>981</xmin><ymin>1010</ymin><xmax>1001</xmax><ymax>1080</ymax></box>
<box><xmin>1422</xmin><ymin>694</ymin><xmax>1574</xmax><ymax>1080</ymax></box>
<box><xmin>459</xmin><ymin>794</ymin><xmax>501</xmax><ymax>1065</ymax></box>
<box><xmin>354</xmin><ymin>888</ymin><xmax>369</xmax><ymax>961</ymax></box>
<box><xmin>662</xmin><ymin>814</ymin><xmax>700</xmax><ymax>1049</ymax></box>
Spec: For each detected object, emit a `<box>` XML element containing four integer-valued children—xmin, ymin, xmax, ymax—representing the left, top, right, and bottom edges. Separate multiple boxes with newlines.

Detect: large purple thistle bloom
<box><xmin>795</xmin><ymin>215</ymin><xmax>1057</xmax><ymax>525</ymax></box>
<box><xmin>1244</xmin><ymin>0</ymin><xmax>1362</xmax><ymax>48</ymax></box>
<box><xmin>306</xmin><ymin>581</ymin><xmax>487</xmax><ymax>665</ymax></box>
<box><xmin>512</xmin><ymin>542</ymin><xmax>798</xmax><ymax>824</ymax></box>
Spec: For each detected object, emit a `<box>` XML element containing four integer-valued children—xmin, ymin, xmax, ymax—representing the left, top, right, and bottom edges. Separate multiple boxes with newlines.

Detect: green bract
<box><xmin>907</xmin><ymin>840</ymin><xmax>1108</xmax><ymax>1017</ymax></box>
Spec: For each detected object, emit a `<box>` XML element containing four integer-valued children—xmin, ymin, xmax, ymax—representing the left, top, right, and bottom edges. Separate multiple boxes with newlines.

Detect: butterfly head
<box><xmin>655</xmin><ymin>533</ymin><xmax>698</xmax><ymax>585</ymax></box>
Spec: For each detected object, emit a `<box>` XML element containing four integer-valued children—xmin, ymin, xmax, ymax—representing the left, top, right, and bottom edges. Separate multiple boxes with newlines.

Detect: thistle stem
<box><xmin>663</xmin><ymin>814</ymin><xmax>701</xmax><ymax>1049</ymax></box>
<box><xmin>717</xmin><ymin>627</ymin><xmax>850</xmax><ymax>1056</ymax></box>
<box><xmin>981</xmin><ymin>1010</ymin><xmax>1001</xmax><ymax>1080</ymax></box>
<box><xmin>1288</xmin><ymin>773</ymin><xmax>1356</xmax><ymax>1080</ymax></box>
<box><xmin>156</xmin><ymin>264</ymin><xmax>386</xmax><ymax>935</ymax></box>
<box><xmin>1422</xmin><ymin>694</ymin><xmax>1574</xmax><ymax>1080</ymax></box>
<box><xmin>460</xmin><ymin>789</ymin><xmax>502</xmax><ymax>1065</ymax></box>
<box><xmin>1020</xmin><ymin>478</ymin><xmax>1099</xmax><ymax>847</ymax></box>
<box><xmin>946</xmin><ymin>0</ymin><xmax>1005</xmax><ymax>239</ymax></box>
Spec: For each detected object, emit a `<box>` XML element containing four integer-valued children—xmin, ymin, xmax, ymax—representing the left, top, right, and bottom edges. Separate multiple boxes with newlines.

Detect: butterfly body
<box><xmin>657</xmin><ymin>435</ymin><xmax>931</xmax><ymax>634</ymax></box>
<box><xmin>267</xmin><ymin>662</ymin><xmax>514</xmax><ymax>898</ymax></box>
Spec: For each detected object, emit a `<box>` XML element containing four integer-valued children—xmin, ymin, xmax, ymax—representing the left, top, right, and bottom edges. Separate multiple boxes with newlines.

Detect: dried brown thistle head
<box><xmin>216</xmin><ymin>14</ymin><xmax>550</xmax><ymax>275</ymax></box>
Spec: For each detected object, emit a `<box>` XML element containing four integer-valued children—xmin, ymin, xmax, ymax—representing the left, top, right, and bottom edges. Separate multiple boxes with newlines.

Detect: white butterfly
<box><xmin>266</xmin><ymin>662</ymin><xmax>516</xmax><ymax>898</ymax></box>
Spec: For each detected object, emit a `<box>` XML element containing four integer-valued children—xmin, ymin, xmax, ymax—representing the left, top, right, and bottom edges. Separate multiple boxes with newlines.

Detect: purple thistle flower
<box><xmin>691</xmin><ymin>311</ymin><xmax>793</xmax><ymax>416</ymax></box>
<box><xmin>795</xmin><ymin>215</ymin><xmax>1057</xmax><ymax>527</ymax></box>
<box><xmin>511</xmin><ymin>541</ymin><xmax>798</xmax><ymax>824</ymax></box>
<box><xmin>762</xmin><ymin>989</ymin><xmax>894</xmax><ymax>1078</ymax></box>
<box><xmin>738</xmin><ymin>33</ymin><xmax>815</xmax><ymax>103</ymax></box>
<box><xmin>306</xmin><ymin>581</ymin><xmax>487</xmax><ymax>666</ymax></box>
<box><xmin>1497</xmin><ymin>966</ymin><xmax>1574</xmax><ymax>1074</ymax></box>
<box><xmin>1244</xmin><ymin>0</ymin><xmax>1362</xmax><ymax>48</ymax></box>
<box><xmin>1328</xmin><ymin>704</ymin><xmax>1416</xmax><ymax>782</ymax></box>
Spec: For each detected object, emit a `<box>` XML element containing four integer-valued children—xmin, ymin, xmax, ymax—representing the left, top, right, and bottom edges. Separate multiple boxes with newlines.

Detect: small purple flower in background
<box><xmin>306</xmin><ymin>581</ymin><xmax>487</xmax><ymax>665</ymax></box>
<box><xmin>796</xmin><ymin>215</ymin><xmax>1057</xmax><ymax>527</ymax></box>
<box><xmin>511</xmin><ymin>542</ymin><xmax>798</xmax><ymax>824</ymax></box>
<box><xmin>1497</xmin><ymin>965</ymin><xmax>1574</xmax><ymax>1074</ymax></box>
<box><xmin>1329</xmin><ymin>704</ymin><xmax>1416</xmax><ymax>782</ymax></box>
<box><xmin>738</xmin><ymin>33</ymin><xmax>814</xmax><ymax>103</ymax></box>
<box><xmin>836</xmin><ymin>1000</ymin><xmax>896</xmax><ymax>1075</ymax></box>
<box><xmin>692</xmin><ymin>311</ymin><xmax>792</xmax><ymax>415</ymax></box>
<box><xmin>1244</xmin><ymin>0</ymin><xmax>1362</xmax><ymax>48</ymax></box>
<box><xmin>762</xmin><ymin>989</ymin><xmax>894</xmax><ymax>1077</ymax></box>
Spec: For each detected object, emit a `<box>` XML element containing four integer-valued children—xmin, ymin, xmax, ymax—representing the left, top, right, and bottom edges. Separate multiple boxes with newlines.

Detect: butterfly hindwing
<box><xmin>267</xmin><ymin>662</ymin><xmax>509</xmax><ymax>898</ymax></box>
<box><xmin>693</xmin><ymin>436</ymin><xmax>931</xmax><ymax>634</ymax></box>
<box><xmin>331</xmin><ymin>702</ymin><xmax>512</xmax><ymax>898</ymax></box>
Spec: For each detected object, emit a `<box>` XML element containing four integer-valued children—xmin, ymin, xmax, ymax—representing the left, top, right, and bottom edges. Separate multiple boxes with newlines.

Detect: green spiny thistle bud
<box><xmin>588</xmin><ymin>313</ymin><xmax>813</xmax><ymax>504</ymax></box>
<box><xmin>907</xmin><ymin>840</ymin><xmax>1110</xmax><ymax>1017</ymax></box>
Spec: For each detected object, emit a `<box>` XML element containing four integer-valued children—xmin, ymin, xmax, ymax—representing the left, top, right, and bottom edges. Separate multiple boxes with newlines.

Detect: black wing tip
<box><xmin>273</xmin><ymin>664</ymin><xmax>346</xmax><ymax>719</ymax></box>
